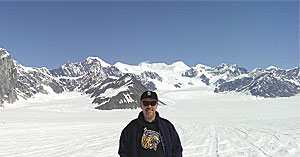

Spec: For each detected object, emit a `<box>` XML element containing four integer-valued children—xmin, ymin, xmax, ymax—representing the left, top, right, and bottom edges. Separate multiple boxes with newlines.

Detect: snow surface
<box><xmin>1</xmin><ymin>88</ymin><xmax>300</xmax><ymax>157</ymax></box>
<box><xmin>100</xmin><ymin>85</ymin><xmax>129</xmax><ymax>98</ymax></box>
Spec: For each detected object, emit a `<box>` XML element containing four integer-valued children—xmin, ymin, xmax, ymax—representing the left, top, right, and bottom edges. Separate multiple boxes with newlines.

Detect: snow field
<box><xmin>0</xmin><ymin>90</ymin><xmax>299</xmax><ymax>156</ymax></box>
<box><xmin>1</xmin><ymin>119</ymin><xmax>299</xmax><ymax>157</ymax></box>
<box><xmin>0</xmin><ymin>122</ymin><xmax>124</xmax><ymax>157</ymax></box>
<box><xmin>176</xmin><ymin>119</ymin><xmax>300</xmax><ymax>157</ymax></box>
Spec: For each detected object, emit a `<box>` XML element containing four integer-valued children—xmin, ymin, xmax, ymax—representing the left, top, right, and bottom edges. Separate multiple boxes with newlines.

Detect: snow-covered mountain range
<box><xmin>1</xmin><ymin>48</ymin><xmax>299</xmax><ymax>109</ymax></box>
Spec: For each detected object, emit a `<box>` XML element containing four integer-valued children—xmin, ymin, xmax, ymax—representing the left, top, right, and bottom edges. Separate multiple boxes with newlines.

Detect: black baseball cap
<box><xmin>140</xmin><ymin>91</ymin><xmax>158</xmax><ymax>101</ymax></box>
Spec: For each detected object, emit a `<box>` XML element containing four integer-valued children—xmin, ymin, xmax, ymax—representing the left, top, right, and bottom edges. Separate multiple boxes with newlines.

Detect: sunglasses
<box><xmin>142</xmin><ymin>101</ymin><xmax>157</xmax><ymax>106</ymax></box>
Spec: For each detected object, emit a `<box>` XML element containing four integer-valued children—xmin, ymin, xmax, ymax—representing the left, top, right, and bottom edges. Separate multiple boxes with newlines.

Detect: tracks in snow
<box><xmin>177</xmin><ymin>119</ymin><xmax>300</xmax><ymax>157</ymax></box>
<box><xmin>0</xmin><ymin>122</ymin><xmax>125</xmax><ymax>157</ymax></box>
<box><xmin>0</xmin><ymin>119</ymin><xmax>299</xmax><ymax>157</ymax></box>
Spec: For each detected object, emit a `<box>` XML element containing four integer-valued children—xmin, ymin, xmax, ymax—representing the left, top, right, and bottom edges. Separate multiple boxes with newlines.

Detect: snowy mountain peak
<box><xmin>62</xmin><ymin>61</ymin><xmax>74</xmax><ymax>68</ymax></box>
<box><xmin>251</xmin><ymin>68</ymin><xmax>263</xmax><ymax>74</ymax></box>
<box><xmin>213</xmin><ymin>63</ymin><xmax>248</xmax><ymax>73</ymax></box>
<box><xmin>169</xmin><ymin>61</ymin><xmax>190</xmax><ymax>73</ymax></box>
<box><xmin>138</xmin><ymin>61</ymin><xmax>153</xmax><ymax>66</ymax></box>
<box><xmin>138</xmin><ymin>61</ymin><xmax>190</xmax><ymax>73</ymax></box>
<box><xmin>138</xmin><ymin>61</ymin><xmax>168</xmax><ymax>71</ymax></box>
<box><xmin>266</xmin><ymin>66</ymin><xmax>280</xmax><ymax>70</ymax></box>
<box><xmin>171</xmin><ymin>61</ymin><xmax>189</xmax><ymax>68</ymax></box>
<box><xmin>14</xmin><ymin>60</ymin><xmax>36</xmax><ymax>73</ymax></box>
<box><xmin>218</xmin><ymin>63</ymin><xmax>238</xmax><ymax>68</ymax></box>
<box><xmin>0</xmin><ymin>48</ymin><xmax>10</xmax><ymax>59</ymax></box>
<box><xmin>194</xmin><ymin>64</ymin><xmax>211</xmax><ymax>70</ymax></box>
<box><xmin>219</xmin><ymin>63</ymin><xmax>230</xmax><ymax>67</ymax></box>
<box><xmin>114</xmin><ymin>62</ymin><xmax>138</xmax><ymax>73</ymax></box>
<box><xmin>84</xmin><ymin>57</ymin><xmax>111</xmax><ymax>67</ymax></box>
<box><xmin>114</xmin><ymin>61</ymin><xmax>124</xmax><ymax>66</ymax></box>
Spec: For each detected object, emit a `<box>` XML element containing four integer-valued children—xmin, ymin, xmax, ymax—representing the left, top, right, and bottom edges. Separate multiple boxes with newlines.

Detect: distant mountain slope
<box><xmin>214</xmin><ymin>67</ymin><xmax>300</xmax><ymax>97</ymax></box>
<box><xmin>89</xmin><ymin>74</ymin><xmax>147</xmax><ymax>110</ymax></box>
<box><xmin>1</xmin><ymin>47</ymin><xmax>299</xmax><ymax>109</ymax></box>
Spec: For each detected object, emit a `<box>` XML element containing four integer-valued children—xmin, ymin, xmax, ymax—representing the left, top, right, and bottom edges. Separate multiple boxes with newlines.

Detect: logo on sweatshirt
<box><xmin>141</xmin><ymin>127</ymin><xmax>161</xmax><ymax>151</ymax></box>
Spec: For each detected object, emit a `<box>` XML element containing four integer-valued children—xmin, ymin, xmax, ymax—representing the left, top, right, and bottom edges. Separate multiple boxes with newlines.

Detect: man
<box><xmin>118</xmin><ymin>91</ymin><xmax>183</xmax><ymax>157</ymax></box>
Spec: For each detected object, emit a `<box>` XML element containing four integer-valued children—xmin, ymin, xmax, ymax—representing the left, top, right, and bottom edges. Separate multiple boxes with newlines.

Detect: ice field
<box><xmin>0</xmin><ymin>89</ymin><xmax>299</xmax><ymax>157</ymax></box>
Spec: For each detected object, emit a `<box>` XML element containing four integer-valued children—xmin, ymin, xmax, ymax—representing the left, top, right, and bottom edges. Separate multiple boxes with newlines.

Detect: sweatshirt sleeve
<box><xmin>118</xmin><ymin>129</ymin><xmax>128</xmax><ymax>157</ymax></box>
<box><xmin>171</xmin><ymin>126</ymin><xmax>183</xmax><ymax>157</ymax></box>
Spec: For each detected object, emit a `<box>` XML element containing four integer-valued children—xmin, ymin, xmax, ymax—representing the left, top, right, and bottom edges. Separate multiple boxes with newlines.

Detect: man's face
<box><xmin>140</xmin><ymin>98</ymin><xmax>158</xmax><ymax>121</ymax></box>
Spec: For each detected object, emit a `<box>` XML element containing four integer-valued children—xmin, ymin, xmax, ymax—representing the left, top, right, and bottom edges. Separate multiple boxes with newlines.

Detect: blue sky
<box><xmin>0</xmin><ymin>1</ymin><xmax>298</xmax><ymax>70</ymax></box>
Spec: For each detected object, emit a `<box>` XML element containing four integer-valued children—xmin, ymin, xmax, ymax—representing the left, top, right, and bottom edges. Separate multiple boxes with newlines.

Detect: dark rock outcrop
<box><xmin>93</xmin><ymin>74</ymin><xmax>147</xmax><ymax>110</ymax></box>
